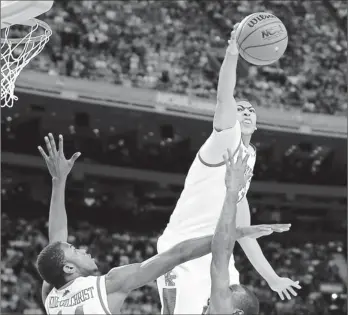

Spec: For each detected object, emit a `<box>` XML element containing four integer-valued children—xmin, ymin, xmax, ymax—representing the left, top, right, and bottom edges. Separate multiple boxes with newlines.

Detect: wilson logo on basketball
<box><xmin>261</xmin><ymin>25</ymin><xmax>285</xmax><ymax>40</ymax></box>
<box><xmin>247</xmin><ymin>14</ymin><xmax>276</xmax><ymax>28</ymax></box>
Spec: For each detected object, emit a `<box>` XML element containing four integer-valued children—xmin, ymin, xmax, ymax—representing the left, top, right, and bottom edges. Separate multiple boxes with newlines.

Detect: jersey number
<box><xmin>57</xmin><ymin>305</ymin><xmax>84</xmax><ymax>314</ymax></box>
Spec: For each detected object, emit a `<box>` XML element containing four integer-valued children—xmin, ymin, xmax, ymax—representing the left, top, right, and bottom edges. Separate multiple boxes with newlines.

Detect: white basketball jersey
<box><xmin>45</xmin><ymin>276</ymin><xmax>111</xmax><ymax>315</ymax></box>
<box><xmin>160</xmin><ymin>121</ymin><xmax>256</xmax><ymax>247</ymax></box>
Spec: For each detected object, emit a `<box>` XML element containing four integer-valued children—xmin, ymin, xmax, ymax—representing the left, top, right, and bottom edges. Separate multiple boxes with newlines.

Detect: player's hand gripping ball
<box><xmin>235</xmin><ymin>12</ymin><xmax>288</xmax><ymax>65</ymax></box>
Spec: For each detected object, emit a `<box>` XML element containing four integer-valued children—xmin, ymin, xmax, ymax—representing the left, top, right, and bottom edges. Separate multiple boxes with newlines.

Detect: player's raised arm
<box><xmin>199</xmin><ymin>24</ymin><xmax>243</xmax><ymax>165</ymax></box>
<box><xmin>209</xmin><ymin>149</ymin><xmax>253</xmax><ymax>313</ymax></box>
<box><xmin>38</xmin><ymin>134</ymin><xmax>80</xmax><ymax>243</ymax></box>
<box><xmin>37</xmin><ymin>134</ymin><xmax>80</xmax><ymax>302</ymax></box>
<box><xmin>214</xmin><ymin>24</ymin><xmax>240</xmax><ymax>132</ymax></box>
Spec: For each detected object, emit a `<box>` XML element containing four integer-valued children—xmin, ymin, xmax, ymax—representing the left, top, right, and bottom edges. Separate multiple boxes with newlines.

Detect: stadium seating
<box><xmin>20</xmin><ymin>0</ymin><xmax>347</xmax><ymax>115</ymax></box>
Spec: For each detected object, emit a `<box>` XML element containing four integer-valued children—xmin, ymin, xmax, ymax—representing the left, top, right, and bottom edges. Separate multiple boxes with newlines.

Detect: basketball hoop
<box><xmin>1</xmin><ymin>18</ymin><xmax>52</xmax><ymax>107</ymax></box>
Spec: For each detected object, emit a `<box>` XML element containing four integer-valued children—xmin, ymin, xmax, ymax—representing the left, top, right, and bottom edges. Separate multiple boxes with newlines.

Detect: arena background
<box><xmin>1</xmin><ymin>1</ymin><xmax>347</xmax><ymax>314</ymax></box>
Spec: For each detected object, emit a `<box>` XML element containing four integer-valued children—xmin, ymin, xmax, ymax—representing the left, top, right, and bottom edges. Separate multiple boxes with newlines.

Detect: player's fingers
<box><xmin>272</xmin><ymin>225</ymin><xmax>291</xmax><ymax>232</ymax></box>
<box><xmin>291</xmin><ymin>281</ymin><xmax>302</xmax><ymax>289</ymax></box>
<box><xmin>48</xmin><ymin>133</ymin><xmax>58</xmax><ymax>155</ymax></box>
<box><xmin>270</xmin><ymin>226</ymin><xmax>291</xmax><ymax>232</ymax></box>
<box><xmin>231</xmin><ymin>23</ymin><xmax>240</xmax><ymax>39</ymax></box>
<box><xmin>236</xmin><ymin>147</ymin><xmax>243</xmax><ymax>164</ymax></box>
<box><xmin>249</xmin><ymin>227</ymin><xmax>272</xmax><ymax>238</ymax></box>
<box><xmin>256</xmin><ymin>230</ymin><xmax>273</xmax><ymax>238</ymax></box>
<box><xmin>273</xmin><ymin>228</ymin><xmax>290</xmax><ymax>233</ymax></box>
<box><xmin>223</xmin><ymin>153</ymin><xmax>229</xmax><ymax>167</ymax></box>
<box><xmin>287</xmin><ymin>286</ymin><xmax>298</xmax><ymax>297</ymax></box>
<box><xmin>278</xmin><ymin>291</ymin><xmax>285</xmax><ymax>301</ymax></box>
<box><xmin>227</xmin><ymin>148</ymin><xmax>234</xmax><ymax>162</ymax></box>
<box><xmin>58</xmin><ymin>134</ymin><xmax>64</xmax><ymax>156</ymax></box>
<box><xmin>259</xmin><ymin>226</ymin><xmax>273</xmax><ymax>232</ymax></box>
<box><xmin>44</xmin><ymin>136</ymin><xmax>53</xmax><ymax>157</ymax></box>
<box><xmin>273</xmin><ymin>223</ymin><xmax>291</xmax><ymax>228</ymax></box>
<box><xmin>259</xmin><ymin>227</ymin><xmax>273</xmax><ymax>234</ymax></box>
<box><xmin>38</xmin><ymin>146</ymin><xmax>49</xmax><ymax>162</ymax></box>
<box><xmin>283</xmin><ymin>289</ymin><xmax>291</xmax><ymax>300</ymax></box>
<box><xmin>69</xmin><ymin>152</ymin><xmax>81</xmax><ymax>164</ymax></box>
<box><xmin>242</xmin><ymin>153</ymin><xmax>250</xmax><ymax>165</ymax></box>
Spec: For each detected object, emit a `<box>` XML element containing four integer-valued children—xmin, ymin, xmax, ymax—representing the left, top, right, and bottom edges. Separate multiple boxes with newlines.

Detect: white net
<box><xmin>1</xmin><ymin>18</ymin><xmax>52</xmax><ymax>107</ymax></box>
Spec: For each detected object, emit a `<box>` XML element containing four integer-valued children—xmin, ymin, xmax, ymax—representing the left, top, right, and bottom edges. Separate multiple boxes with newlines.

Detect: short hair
<box><xmin>229</xmin><ymin>284</ymin><xmax>259</xmax><ymax>315</ymax></box>
<box><xmin>36</xmin><ymin>241</ymin><xmax>66</xmax><ymax>288</ymax></box>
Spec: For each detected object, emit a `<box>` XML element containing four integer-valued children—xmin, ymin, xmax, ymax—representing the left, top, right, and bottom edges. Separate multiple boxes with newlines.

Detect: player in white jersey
<box><xmin>37</xmin><ymin>134</ymin><xmax>287</xmax><ymax>315</ymax></box>
<box><xmin>156</xmin><ymin>23</ymin><xmax>301</xmax><ymax>314</ymax></box>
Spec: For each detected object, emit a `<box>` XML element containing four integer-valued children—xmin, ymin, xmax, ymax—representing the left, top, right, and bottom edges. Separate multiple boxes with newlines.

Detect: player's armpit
<box><xmin>41</xmin><ymin>281</ymin><xmax>53</xmax><ymax>304</ymax></box>
<box><xmin>199</xmin><ymin>121</ymin><xmax>242</xmax><ymax>166</ymax></box>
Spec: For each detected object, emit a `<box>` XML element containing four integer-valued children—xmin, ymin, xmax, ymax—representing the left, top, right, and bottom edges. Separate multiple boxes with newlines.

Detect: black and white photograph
<box><xmin>1</xmin><ymin>1</ymin><xmax>347</xmax><ymax>314</ymax></box>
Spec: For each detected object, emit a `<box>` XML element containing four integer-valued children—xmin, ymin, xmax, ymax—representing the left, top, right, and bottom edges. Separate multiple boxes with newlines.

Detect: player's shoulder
<box><xmin>199</xmin><ymin>122</ymin><xmax>242</xmax><ymax>167</ymax></box>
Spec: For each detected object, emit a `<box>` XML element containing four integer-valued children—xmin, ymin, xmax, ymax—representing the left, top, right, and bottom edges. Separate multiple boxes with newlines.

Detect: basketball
<box><xmin>236</xmin><ymin>12</ymin><xmax>288</xmax><ymax>66</ymax></box>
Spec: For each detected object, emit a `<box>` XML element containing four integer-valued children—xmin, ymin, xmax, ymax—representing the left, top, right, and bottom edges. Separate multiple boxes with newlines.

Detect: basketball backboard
<box><xmin>1</xmin><ymin>1</ymin><xmax>53</xmax><ymax>29</ymax></box>
<box><xmin>1</xmin><ymin>1</ymin><xmax>53</xmax><ymax>107</ymax></box>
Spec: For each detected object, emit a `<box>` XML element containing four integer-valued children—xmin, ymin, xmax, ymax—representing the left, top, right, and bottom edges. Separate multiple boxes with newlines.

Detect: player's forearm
<box><xmin>217</xmin><ymin>49</ymin><xmax>238</xmax><ymax>102</ymax></box>
<box><xmin>238</xmin><ymin>237</ymin><xmax>279</xmax><ymax>283</ymax></box>
<box><xmin>170</xmin><ymin>234</ymin><xmax>213</xmax><ymax>266</ymax></box>
<box><xmin>214</xmin><ymin>50</ymin><xmax>239</xmax><ymax>130</ymax></box>
<box><xmin>48</xmin><ymin>177</ymin><xmax>68</xmax><ymax>243</ymax></box>
<box><xmin>211</xmin><ymin>190</ymin><xmax>239</xmax><ymax>264</ymax></box>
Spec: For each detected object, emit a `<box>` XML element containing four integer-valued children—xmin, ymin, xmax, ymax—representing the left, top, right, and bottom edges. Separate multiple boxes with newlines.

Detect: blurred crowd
<box><xmin>8</xmin><ymin>0</ymin><xmax>346</xmax><ymax>115</ymax></box>
<box><xmin>2</xmin><ymin>206</ymin><xmax>346</xmax><ymax>315</ymax></box>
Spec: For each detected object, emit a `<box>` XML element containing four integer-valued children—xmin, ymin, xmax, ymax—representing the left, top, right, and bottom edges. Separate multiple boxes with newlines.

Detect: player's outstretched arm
<box><xmin>237</xmin><ymin>198</ymin><xmax>301</xmax><ymax>300</ymax></box>
<box><xmin>105</xmin><ymin>234</ymin><xmax>214</xmax><ymax>295</ymax></box>
<box><xmin>104</xmin><ymin>211</ymin><xmax>286</xmax><ymax>297</ymax></box>
<box><xmin>38</xmin><ymin>134</ymin><xmax>80</xmax><ymax>243</ymax></box>
<box><xmin>199</xmin><ymin>24</ymin><xmax>244</xmax><ymax>165</ymax></box>
<box><xmin>214</xmin><ymin>25</ymin><xmax>240</xmax><ymax>131</ymax></box>
<box><xmin>38</xmin><ymin>133</ymin><xmax>80</xmax><ymax>302</ymax></box>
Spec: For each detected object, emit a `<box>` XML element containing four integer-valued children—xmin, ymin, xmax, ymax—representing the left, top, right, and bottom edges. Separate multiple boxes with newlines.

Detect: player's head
<box><xmin>228</xmin><ymin>284</ymin><xmax>259</xmax><ymax>315</ymax></box>
<box><xmin>36</xmin><ymin>241</ymin><xmax>98</xmax><ymax>288</ymax></box>
<box><xmin>236</xmin><ymin>100</ymin><xmax>257</xmax><ymax>136</ymax></box>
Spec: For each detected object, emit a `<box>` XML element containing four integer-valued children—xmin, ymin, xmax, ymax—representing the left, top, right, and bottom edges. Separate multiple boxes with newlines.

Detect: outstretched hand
<box><xmin>268</xmin><ymin>277</ymin><xmax>302</xmax><ymax>300</ymax></box>
<box><xmin>38</xmin><ymin>133</ymin><xmax>81</xmax><ymax>180</ymax></box>
<box><xmin>237</xmin><ymin>223</ymin><xmax>291</xmax><ymax>240</ymax></box>
<box><xmin>223</xmin><ymin>147</ymin><xmax>250</xmax><ymax>193</ymax></box>
<box><xmin>227</xmin><ymin>22</ymin><xmax>241</xmax><ymax>54</ymax></box>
